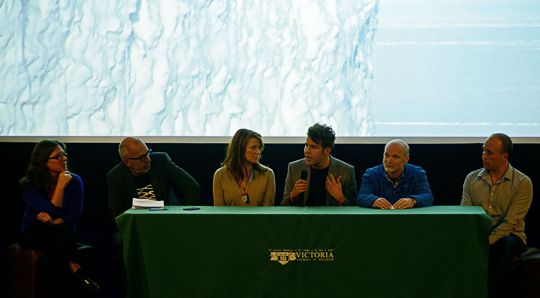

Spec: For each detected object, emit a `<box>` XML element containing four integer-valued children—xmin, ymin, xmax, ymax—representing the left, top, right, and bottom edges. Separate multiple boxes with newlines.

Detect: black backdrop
<box><xmin>2</xmin><ymin>141</ymin><xmax>539</xmax><ymax>297</ymax></box>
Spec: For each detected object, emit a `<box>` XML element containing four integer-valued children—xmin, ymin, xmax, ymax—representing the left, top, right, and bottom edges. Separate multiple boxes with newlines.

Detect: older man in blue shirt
<box><xmin>357</xmin><ymin>139</ymin><xmax>433</xmax><ymax>209</ymax></box>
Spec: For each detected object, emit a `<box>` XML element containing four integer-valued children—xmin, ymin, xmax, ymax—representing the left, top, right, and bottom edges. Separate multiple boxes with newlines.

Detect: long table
<box><xmin>116</xmin><ymin>206</ymin><xmax>490</xmax><ymax>298</ymax></box>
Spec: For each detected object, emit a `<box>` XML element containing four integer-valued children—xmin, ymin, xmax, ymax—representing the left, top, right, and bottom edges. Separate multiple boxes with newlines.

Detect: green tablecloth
<box><xmin>116</xmin><ymin>206</ymin><xmax>490</xmax><ymax>298</ymax></box>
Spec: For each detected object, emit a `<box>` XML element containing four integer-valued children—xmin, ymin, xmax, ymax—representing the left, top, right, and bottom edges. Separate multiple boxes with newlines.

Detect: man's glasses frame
<box><xmin>125</xmin><ymin>149</ymin><xmax>152</xmax><ymax>161</ymax></box>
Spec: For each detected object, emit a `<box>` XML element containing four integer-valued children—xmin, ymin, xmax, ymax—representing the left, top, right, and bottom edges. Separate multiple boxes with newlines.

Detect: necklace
<box><xmin>239</xmin><ymin>168</ymin><xmax>253</xmax><ymax>204</ymax></box>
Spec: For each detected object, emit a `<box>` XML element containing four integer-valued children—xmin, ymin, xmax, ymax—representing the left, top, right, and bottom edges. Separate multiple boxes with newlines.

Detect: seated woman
<box><xmin>18</xmin><ymin>140</ymin><xmax>100</xmax><ymax>292</ymax></box>
<box><xmin>213</xmin><ymin>129</ymin><xmax>276</xmax><ymax>206</ymax></box>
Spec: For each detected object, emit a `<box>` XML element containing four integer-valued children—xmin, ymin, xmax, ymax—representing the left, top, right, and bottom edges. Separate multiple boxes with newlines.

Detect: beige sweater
<box><xmin>213</xmin><ymin>166</ymin><xmax>276</xmax><ymax>206</ymax></box>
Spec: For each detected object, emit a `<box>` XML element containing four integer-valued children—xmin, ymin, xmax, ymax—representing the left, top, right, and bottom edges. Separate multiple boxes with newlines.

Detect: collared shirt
<box><xmin>385</xmin><ymin>174</ymin><xmax>401</xmax><ymax>189</ymax></box>
<box><xmin>461</xmin><ymin>164</ymin><xmax>533</xmax><ymax>245</ymax></box>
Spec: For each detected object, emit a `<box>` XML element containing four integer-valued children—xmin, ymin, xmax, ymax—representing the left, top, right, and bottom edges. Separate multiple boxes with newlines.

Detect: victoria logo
<box><xmin>269</xmin><ymin>249</ymin><xmax>335</xmax><ymax>265</ymax></box>
<box><xmin>269</xmin><ymin>251</ymin><xmax>297</xmax><ymax>265</ymax></box>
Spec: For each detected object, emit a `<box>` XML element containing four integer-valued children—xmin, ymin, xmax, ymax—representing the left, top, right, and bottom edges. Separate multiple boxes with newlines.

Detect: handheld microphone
<box><xmin>298</xmin><ymin>170</ymin><xmax>308</xmax><ymax>204</ymax></box>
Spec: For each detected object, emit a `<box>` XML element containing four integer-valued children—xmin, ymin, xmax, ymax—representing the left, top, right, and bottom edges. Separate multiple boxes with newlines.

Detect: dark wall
<box><xmin>3</xmin><ymin>141</ymin><xmax>539</xmax><ymax>244</ymax></box>
<box><xmin>2</xmin><ymin>141</ymin><xmax>539</xmax><ymax>296</ymax></box>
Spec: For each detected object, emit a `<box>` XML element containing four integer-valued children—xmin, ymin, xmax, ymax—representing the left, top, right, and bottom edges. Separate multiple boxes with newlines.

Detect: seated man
<box><xmin>357</xmin><ymin>139</ymin><xmax>433</xmax><ymax>209</ymax></box>
<box><xmin>281</xmin><ymin>123</ymin><xmax>357</xmax><ymax>206</ymax></box>
<box><xmin>461</xmin><ymin>133</ymin><xmax>533</xmax><ymax>298</ymax></box>
<box><xmin>107</xmin><ymin>137</ymin><xmax>201</xmax><ymax>217</ymax></box>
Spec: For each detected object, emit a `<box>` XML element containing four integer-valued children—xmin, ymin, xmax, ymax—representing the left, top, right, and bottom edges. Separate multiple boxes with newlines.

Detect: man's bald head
<box><xmin>118</xmin><ymin>137</ymin><xmax>146</xmax><ymax>159</ymax></box>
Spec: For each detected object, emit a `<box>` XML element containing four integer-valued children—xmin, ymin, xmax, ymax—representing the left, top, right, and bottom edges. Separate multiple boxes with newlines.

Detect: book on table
<box><xmin>132</xmin><ymin>198</ymin><xmax>164</xmax><ymax>209</ymax></box>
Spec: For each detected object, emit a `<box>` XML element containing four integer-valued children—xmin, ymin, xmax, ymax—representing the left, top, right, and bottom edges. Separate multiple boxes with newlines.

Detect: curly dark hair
<box><xmin>307</xmin><ymin>123</ymin><xmax>336</xmax><ymax>150</ymax></box>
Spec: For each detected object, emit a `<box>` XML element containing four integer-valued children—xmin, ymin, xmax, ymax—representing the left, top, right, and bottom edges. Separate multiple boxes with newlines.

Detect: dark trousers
<box><xmin>112</xmin><ymin>231</ymin><xmax>127</xmax><ymax>298</ymax></box>
<box><xmin>489</xmin><ymin>234</ymin><xmax>525</xmax><ymax>298</ymax></box>
<box><xmin>19</xmin><ymin>224</ymin><xmax>79</xmax><ymax>265</ymax></box>
<box><xmin>18</xmin><ymin>224</ymin><xmax>84</xmax><ymax>297</ymax></box>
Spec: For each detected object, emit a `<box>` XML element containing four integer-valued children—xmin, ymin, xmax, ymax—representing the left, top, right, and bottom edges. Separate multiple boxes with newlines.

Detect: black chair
<box><xmin>505</xmin><ymin>247</ymin><xmax>540</xmax><ymax>298</ymax></box>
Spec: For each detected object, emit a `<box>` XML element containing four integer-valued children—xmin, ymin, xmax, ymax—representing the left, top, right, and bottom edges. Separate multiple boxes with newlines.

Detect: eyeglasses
<box><xmin>125</xmin><ymin>149</ymin><xmax>152</xmax><ymax>161</ymax></box>
<box><xmin>49</xmin><ymin>152</ymin><xmax>68</xmax><ymax>160</ymax></box>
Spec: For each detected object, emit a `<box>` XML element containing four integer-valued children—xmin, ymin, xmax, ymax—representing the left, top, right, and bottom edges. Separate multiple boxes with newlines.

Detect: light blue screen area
<box><xmin>0</xmin><ymin>0</ymin><xmax>539</xmax><ymax>137</ymax></box>
<box><xmin>0</xmin><ymin>0</ymin><xmax>377</xmax><ymax>136</ymax></box>
<box><xmin>371</xmin><ymin>0</ymin><xmax>540</xmax><ymax>137</ymax></box>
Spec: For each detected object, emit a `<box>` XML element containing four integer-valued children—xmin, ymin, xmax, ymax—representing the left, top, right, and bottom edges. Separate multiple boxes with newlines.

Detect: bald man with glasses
<box><xmin>107</xmin><ymin>137</ymin><xmax>200</xmax><ymax>218</ymax></box>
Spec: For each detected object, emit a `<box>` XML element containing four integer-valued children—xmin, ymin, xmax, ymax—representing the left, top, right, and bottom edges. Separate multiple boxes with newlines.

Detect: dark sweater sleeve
<box><xmin>59</xmin><ymin>174</ymin><xmax>84</xmax><ymax>227</ymax></box>
<box><xmin>163</xmin><ymin>153</ymin><xmax>201</xmax><ymax>205</ymax></box>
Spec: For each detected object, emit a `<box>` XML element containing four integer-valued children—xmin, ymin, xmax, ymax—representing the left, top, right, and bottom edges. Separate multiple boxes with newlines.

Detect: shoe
<box><xmin>74</xmin><ymin>268</ymin><xmax>101</xmax><ymax>292</ymax></box>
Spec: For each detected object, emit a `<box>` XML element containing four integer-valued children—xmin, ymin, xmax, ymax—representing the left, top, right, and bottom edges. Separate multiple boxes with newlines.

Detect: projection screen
<box><xmin>1</xmin><ymin>0</ymin><xmax>538</xmax><ymax>142</ymax></box>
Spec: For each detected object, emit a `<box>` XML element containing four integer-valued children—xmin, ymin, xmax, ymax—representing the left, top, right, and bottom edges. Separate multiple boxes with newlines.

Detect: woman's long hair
<box><xmin>19</xmin><ymin>140</ymin><xmax>67</xmax><ymax>195</ymax></box>
<box><xmin>223</xmin><ymin>129</ymin><xmax>267</xmax><ymax>183</ymax></box>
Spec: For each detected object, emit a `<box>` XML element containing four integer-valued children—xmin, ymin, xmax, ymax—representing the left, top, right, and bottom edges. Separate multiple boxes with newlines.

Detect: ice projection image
<box><xmin>0</xmin><ymin>0</ymin><xmax>378</xmax><ymax>136</ymax></box>
<box><xmin>1</xmin><ymin>0</ymin><xmax>539</xmax><ymax>138</ymax></box>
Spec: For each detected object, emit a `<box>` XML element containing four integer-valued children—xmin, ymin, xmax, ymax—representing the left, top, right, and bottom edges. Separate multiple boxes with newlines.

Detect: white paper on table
<box><xmin>132</xmin><ymin>198</ymin><xmax>164</xmax><ymax>209</ymax></box>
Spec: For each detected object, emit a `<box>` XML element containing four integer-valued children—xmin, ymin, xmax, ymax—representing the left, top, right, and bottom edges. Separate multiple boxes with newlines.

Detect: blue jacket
<box><xmin>21</xmin><ymin>173</ymin><xmax>84</xmax><ymax>234</ymax></box>
<box><xmin>357</xmin><ymin>164</ymin><xmax>433</xmax><ymax>207</ymax></box>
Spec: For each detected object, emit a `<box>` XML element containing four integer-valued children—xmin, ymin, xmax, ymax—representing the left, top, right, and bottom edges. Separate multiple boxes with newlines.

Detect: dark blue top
<box><xmin>21</xmin><ymin>173</ymin><xmax>84</xmax><ymax>234</ymax></box>
<box><xmin>356</xmin><ymin>164</ymin><xmax>433</xmax><ymax>208</ymax></box>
